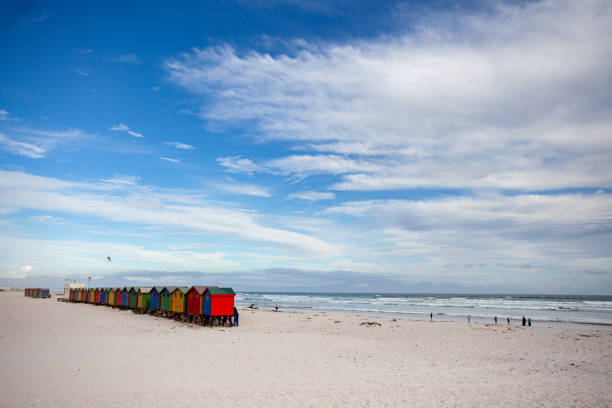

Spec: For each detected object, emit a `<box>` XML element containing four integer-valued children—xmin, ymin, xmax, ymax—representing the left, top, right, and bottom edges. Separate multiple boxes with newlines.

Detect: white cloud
<box><xmin>109</xmin><ymin>123</ymin><xmax>144</xmax><ymax>138</ymax></box>
<box><xmin>29</xmin><ymin>215</ymin><xmax>64</xmax><ymax>224</ymax></box>
<box><xmin>152</xmin><ymin>86</ymin><xmax>160</xmax><ymax>91</ymax></box>
<box><xmin>166</xmin><ymin>0</ymin><xmax>612</xmax><ymax>191</ymax></box>
<box><xmin>0</xmin><ymin>170</ymin><xmax>335</xmax><ymax>255</ymax></box>
<box><xmin>102</xmin><ymin>174</ymin><xmax>141</xmax><ymax>185</ymax></box>
<box><xmin>164</xmin><ymin>141</ymin><xmax>195</xmax><ymax>150</ymax></box>
<box><xmin>109</xmin><ymin>54</ymin><xmax>141</xmax><ymax>64</ymax></box>
<box><xmin>210</xmin><ymin>181</ymin><xmax>271</xmax><ymax>197</ymax></box>
<box><xmin>0</xmin><ymin>128</ymin><xmax>91</xmax><ymax>159</ymax></box>
<box><xmin>324</xmin><ymin>193</ymin><xmax>612</xmax><ymax>272</ymax></box>
<box><xmin>0</xmin><ymin>110</ymin><xmax>9</xmax><ymax>120</ymax></box>
<box><xmin>288</xmin><ymin>191</ymin><xmax>335</xmax><ymax>201</ymax></box>
<box><xmin>0</xmin><ymin>236</ymin><xmax>238</xmax><ymax>276</ymax></box>
<box><xmin>160</xmin><ymin>157</ymin><xmax>180</xmax><ymax>163</ymax></box>
<box><xmin>75</xmin><ymin>67</ymin><xmax>89</xmax><ymax>77</ymax></box>
<box><xmin>216</xmin><ymin>156</ymin><xmax>261</xmax><ymax>174</ymax></box>
<box><xmin>0</xmin><ymin>133</ymin><xmax>46</xmax><ymax>158</ymax></box>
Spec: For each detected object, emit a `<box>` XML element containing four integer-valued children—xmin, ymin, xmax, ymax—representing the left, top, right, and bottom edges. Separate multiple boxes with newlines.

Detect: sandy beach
<box><xmin>1</xmin><ymin>291</ymin><xmax>611</xmax><ymax>407</ymax></box>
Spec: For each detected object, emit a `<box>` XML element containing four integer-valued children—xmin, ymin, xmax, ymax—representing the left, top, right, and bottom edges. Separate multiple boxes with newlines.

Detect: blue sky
<box><xmin>1</xmin><ymin>0</ymin><xmax>611</xmax><ymax>293</ymax></box>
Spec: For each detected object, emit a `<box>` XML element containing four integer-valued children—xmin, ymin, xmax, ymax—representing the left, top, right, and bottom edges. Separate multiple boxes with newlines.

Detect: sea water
<box><xmin>236</xmin><ymin>292</ymin><xmax>612</xmax><ymax>330</ymax></box>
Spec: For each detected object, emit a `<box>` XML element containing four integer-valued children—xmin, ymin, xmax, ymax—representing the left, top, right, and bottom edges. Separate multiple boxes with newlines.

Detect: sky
<box><xmin>0</xmin><ymin>0</ymin><xmax>611</xmax><ymax>294</ymax></box>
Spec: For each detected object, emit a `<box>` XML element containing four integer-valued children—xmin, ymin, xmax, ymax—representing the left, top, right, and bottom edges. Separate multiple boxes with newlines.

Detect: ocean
<box><xmin>236</xmin><ymin>292</ymin><xmax>612</xmax><ymax>330</ymax></box>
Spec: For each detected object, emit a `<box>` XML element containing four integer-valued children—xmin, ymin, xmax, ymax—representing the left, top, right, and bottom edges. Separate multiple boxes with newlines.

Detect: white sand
<box><xmin>1</xmin><ymin>291</ymin><xmax>611</xmax><ymax>407</ymax></box>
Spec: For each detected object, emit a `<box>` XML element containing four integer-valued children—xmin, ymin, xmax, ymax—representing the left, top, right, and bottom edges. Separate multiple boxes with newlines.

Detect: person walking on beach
<box><xmin>494</xmin><ymin>316</ymin><xmax>498</xmax><ymax>324</ymax></box>
<box><xmin>507</xmin><ymin>317</ymin><xmax>510</xmax><ymax>324</ymax></box>
<box><xmin>528</xmin><ymin>318</ymin><xmax>532</xmax><ymax>327</ymax></box>
<box><xmin>522</xmin><ymin>316</ymin><xmax>526</xmax><ymax>326</ymax></box>
<box><xmin>275</xmin><ymin>304</ymin><xmax>279</xmax><ymax>312</ymax></box>
<box><xmin>467</xmin><ymin>314</ymin><xmax>470</xmax><ymax>324</ymax></box>
<box><xmin>430</xmin><ymin>312</ymin><xmax>433</xmax><ymax>321</ymax></box>
<box><xmin>233</xmin><ymin>307</ymin><xmax>239</xmax><ymax>327</ymax></box>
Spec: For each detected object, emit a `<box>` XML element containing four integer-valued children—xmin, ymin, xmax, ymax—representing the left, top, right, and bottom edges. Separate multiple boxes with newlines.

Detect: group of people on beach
<box><xmin>465</xmin><ymin>314</ymin><xmax>532</xmax><ymax>326</ymax></box>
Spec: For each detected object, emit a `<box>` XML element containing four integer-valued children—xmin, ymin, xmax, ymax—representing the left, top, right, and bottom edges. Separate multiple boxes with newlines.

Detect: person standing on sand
<box><xmin>528</xmin><ymin>318</ymin><xmax>532</xmax><ymax>327</ymax></box>
<box><xmin>430</xmin><ymin>312</ymin><xmax>433</xmax><ymax>321</ymax></box>
<box><xmin>507</xmin><ymin>317</ymin><xmax>510</xmax><ymax>324</ymax></box>
<box><xmin>233</xmin><ymin>307</ymin><xmax>239</xmax><ymax>327</ymax></box>
<box><xmin>467</xmin><ymin>314</ymin><xmax>470</xmax><ymax>323</ymax></box>
<box><xmin>494</xmin><ymin>316</ymin><xmax>498</xmax><ymax>324</ymax></box>
<box><xmin>275</xmin><ymin>305</ymin><xmax>279</xmax><ymax>312</ymax></box>
<box><xmin>522</xmin><ymin>316</ymin><xmax>526</xmax><ymax>326</ymax></box>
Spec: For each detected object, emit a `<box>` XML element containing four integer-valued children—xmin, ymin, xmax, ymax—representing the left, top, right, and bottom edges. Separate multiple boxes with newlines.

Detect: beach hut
<box><xmin>159</xmin><ymin>286</ymin><xmax>176</xmax><ymax>314</ymax></box>
<box><xmin>115</xmin><ymin>288</ymin><xmax>123</xmax><ymax>306</ymax></box>
<box><xmin>148</xmin><ymin>287</ymin><xmax>161</xmax><ymax>311</ymax></box>
<box><xmin>108</xmin><ymin>288</ymin><xmax>115</xmax><ymax>306</ymax></box>
<box><xmin>121</xmin><ymin>287</ymin><xmax>129</xmax><ymax>308</ymax></box>
<box><xmin>186</xmin><ymin>286</ymin><xmax>215</xmax><ymax>315</ymax></box>
<box><xmin>100</xmin><ymin>288</ymin><xmax>106</xmax><ymax>304</ymax></box>
<box><xmin>128</xmin><ymin>287</ymin><xmax>140</xmax><ymax>309</ymax></box>
<box><xmin>80</xmin><ymin>288</ymin><xmax>86</xmax><ymax>302</ymax></box>
<box><xmin>137</xmin><ymin>287</ymin><xmax>153</xmax><ymax>310</ymax></box>
<box><xmin>89</xmin><ymin>288</ymin><xmax>95</xmax><ymax>303</ymax></box>
<box><xmin>203</xmin><ymin>288</ymin><xmax>236</xmax><ymax>316</ymax></box>
<box><xmin>106</xmin><ymin>288</ymin><xmax>112</xmax><ymax>305</ymax></box>
<box><xmin>170</xmin><ymin>287</ymin><xmax>188</xmax><ymax>314</ymax></box>
<box><xmin>94</xmin><ymin>288</ymin><xmax>100</xmax><ymax>304</ymax></box>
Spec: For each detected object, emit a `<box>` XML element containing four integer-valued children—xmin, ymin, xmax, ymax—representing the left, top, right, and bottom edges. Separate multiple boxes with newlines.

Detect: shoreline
<box><xmin>237</xmin><ymin>304</ymin><xmax>612</xmax><ymax>331</ymax></box>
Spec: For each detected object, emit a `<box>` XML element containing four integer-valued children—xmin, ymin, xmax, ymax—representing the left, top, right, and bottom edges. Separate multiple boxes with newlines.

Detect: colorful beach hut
<box><xmin>159</xmin><ymin>286</ymin><xmax>176</xmax><ymax>313</ymax></box>
<box><xmin>100</xmin><ymin>288</ymin><xmax>106</xmax><ymax>304</ymax></box>
<box><xmin>121</xmin><ymin>287</ymin><xmax>129</xmax><ymax>307</ymax></box>
<box><xmin>137</xmin><ymin>287</ymin><xmax>153</xmax><ymax>310</ymax></box>
<box><xmin>203</xmin><ymin>288</ymin><xmax>236</xmax><ymax>316</ymax></box>
<box><xmin>80</xmin><ymin>288</ymin><xmax>87</xmax><ymax>302</ymax></box>
<box><xmin>114</xmin><ymin>288</ymin><xmax>122</xmax><ymax>306</ymax></box>
<box><xmin>94</xmin><ymin>288</ymin><xmax>100</xmax><ymax>304</ymax></box>
<box><xmin>170</xmin><ymin>287</ymin><xmax>188</xmax><ymax>314</ymax></box>
<box><xmin>186</xmin><ymin>286</ymin><xmax>215</xmax><ymax>315</ymax></box>
<box><xmin>129</xmin><ymin>287</ymin><xmax>140</xmax><ymax>309</ymax></box>
<box><xmin>108</xmin><ymin>288</ymin><xmax>115</xmax><ymax>306</ymax></box>
<box><xmin>148</xmin><ymin>287</ymin><xmax>161</xmax><ymax>311</ymax></box>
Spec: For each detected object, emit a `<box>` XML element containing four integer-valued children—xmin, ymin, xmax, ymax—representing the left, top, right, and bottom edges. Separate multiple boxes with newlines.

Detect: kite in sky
<box><xmin>106</xmin><ymin>256</ymin><xmax>111</xmax><ymax>262</ymax></box>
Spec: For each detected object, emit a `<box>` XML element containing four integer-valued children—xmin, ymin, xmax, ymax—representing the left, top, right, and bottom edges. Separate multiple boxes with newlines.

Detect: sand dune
<box><xmin>1</xmin><ymin>291</ymin><xmax>611</xmax><ymax>407</ymax></box>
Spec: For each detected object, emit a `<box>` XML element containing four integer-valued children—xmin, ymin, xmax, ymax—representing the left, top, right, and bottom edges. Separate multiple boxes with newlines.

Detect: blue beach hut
<box><xmin>121</xmin><ymin>287</ymin><xmax>130</xmax><ymax>307</ymax></box>
<box><xmin>149</xmin><ymin>287</ymin><xmax>161</xmax><ymax>311</ymax></box>
<box><xmin>100</xmin><ymin>288</ymin><xmax>106</xmax><ymax>304</ymax></box>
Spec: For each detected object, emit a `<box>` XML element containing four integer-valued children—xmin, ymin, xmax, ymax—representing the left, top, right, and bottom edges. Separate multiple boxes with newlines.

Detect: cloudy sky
<box><xmin>1</xmin><ymin>0</ymin><xmax>611</xmax><ymax>293</ymax></box>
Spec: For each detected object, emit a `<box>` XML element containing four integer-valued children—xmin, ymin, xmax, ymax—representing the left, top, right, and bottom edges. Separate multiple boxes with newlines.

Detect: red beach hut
<box><xmin>114</xmin><ymin>288</ymin><xmax>122</xmax><ymax>306</ymax></box>
<box><xmin>94</xmin><ymin>288</ymin><xmax>100</xmax><ymax>304</ymax></box>
<box><xmin>202</xmin><ymin>288</ymin><xmax>236</xmax><ymax>316</ymax></box>
<box><xmin>186</xmin><ymin>286</ymin><xmax>214</xmax><ymax>315</ymax></box>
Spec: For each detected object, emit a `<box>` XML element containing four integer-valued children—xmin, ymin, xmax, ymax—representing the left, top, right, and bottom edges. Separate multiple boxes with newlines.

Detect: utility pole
<box><xmin>88</xmin><ymin>276</ymin><xmax>92</xmax><ymax>289</ymax></box>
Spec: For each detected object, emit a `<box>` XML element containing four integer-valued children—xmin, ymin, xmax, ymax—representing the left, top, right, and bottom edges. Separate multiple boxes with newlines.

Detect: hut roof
<box><xmin>208</xmin><ymin>287</ymin><xmax>236</xmax><ymax>295</ymax></box>
<box><xmin>187</xmin><ymin>285</ymin><xmax>215</xmax><ymax>295</ymax></box>
<box><xmin>129</xmin><ymin>287</ymin><xmax>140</xmax><ymax>293</ymax></box>
<box><xmin>138</xmin><ymin>287</ymin><xmax>153</xmax><ymax>293</ymax></box>
<box><xmin>171</xmin><ymin>286</ymin><xmax>189</xmax><ymax>294</ymax></box>
<box><xmin>161</xmin><ymin>286</ymin><xmax>177</xmax><ymax>294</ymax></box>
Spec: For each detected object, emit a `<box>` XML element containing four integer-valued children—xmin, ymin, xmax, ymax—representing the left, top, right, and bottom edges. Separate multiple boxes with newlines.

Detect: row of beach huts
<box><xmin>24</xmin><ymin>288</ymin><xmax>51</xmax><ymax>298</ymax></box>
<box><xmin>65</xmin><ymin>286</ymin><xmax>236</xmax><ymax>326</ymax></box>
